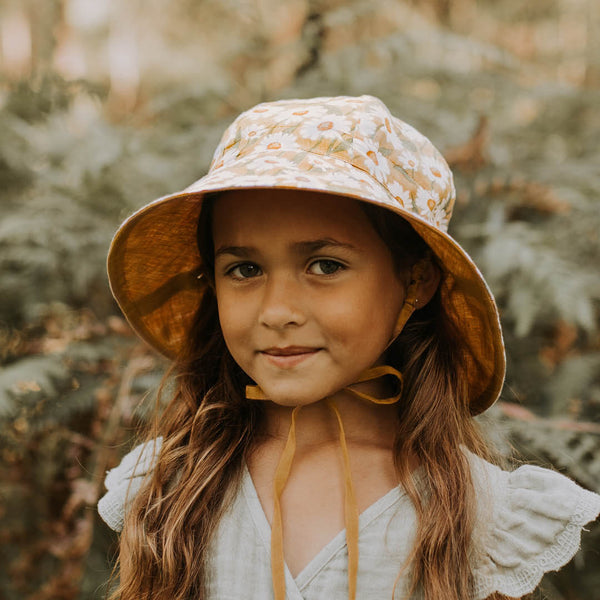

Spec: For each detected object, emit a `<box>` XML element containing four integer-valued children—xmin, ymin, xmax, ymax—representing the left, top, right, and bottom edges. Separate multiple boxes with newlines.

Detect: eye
<box><xmin>308</xmin><ymin>259</ymin><xmax>345</xmax><ymax>276</ymax></box>
<box><xmin>228</xmin><ymin>263</ymin><xmax>262</xmax><ymax>279</ymax></box>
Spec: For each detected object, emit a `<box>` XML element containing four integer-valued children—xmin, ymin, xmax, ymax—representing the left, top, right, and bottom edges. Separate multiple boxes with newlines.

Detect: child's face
<box><xmin>212</xmin><ymin>189</ymin><xmax>406</xmax><ymax>407</ymax></box>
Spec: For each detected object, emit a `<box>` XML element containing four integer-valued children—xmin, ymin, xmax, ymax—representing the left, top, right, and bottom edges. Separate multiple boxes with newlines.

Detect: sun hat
<box><xmin>107</xmin><ymin>94</ymin><xmax>505</xmax><ymax>415</ymax></box>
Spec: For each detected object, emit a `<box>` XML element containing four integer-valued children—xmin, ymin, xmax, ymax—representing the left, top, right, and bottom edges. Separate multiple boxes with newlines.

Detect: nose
<box><xmin>258</xmin><ymin>272</ymin><xmax>307</xmax><ymax>330</ymax></box>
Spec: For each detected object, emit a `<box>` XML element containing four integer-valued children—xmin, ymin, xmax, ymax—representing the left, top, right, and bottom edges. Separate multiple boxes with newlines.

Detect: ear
<box><xmin>414</xmin><ymin>259</ymin><xmax>441</xmax><ymax>309</ymax></box>
<box><xmin>388</xmin><ymin>258</ymin><xmax>442</xmax><ymax>343</ymax></box>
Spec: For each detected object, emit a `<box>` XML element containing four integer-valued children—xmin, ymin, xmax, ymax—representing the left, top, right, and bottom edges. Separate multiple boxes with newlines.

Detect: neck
<box><xmin>260</xmin><ymin>387</ymin><xmax>399</xmax><ymax>452</ymax></box>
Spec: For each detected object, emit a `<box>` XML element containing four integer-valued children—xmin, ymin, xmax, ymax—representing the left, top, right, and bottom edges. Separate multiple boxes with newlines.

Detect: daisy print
<box><xmin>244</xmin><ymin>155</ymin><xmax>295</xmax><ymax>174</ymax></box>
<box><xmin>240</xmin><ymin>124</ymin><xmax>268</xmax><ymax>140</ymax></box>
<box><xmin>254</xmin><ymin>132</ymin><xmax>299</xmax><ymax>152</ymax></box>
<box><xmin>396</xmin><ymin>149</ymin><xmax>420</xmax><ymax>173</ymax></box>
<box><xmin>325</xmin><ymin>167</ymin><xmax>371</xmax><ymax>190</ymax></box>
<box><xmin>311</xmin><ymin>170</ymin><xmax>385</xmax><ymax>201</ymax></box>
<box><xmin>205</xmin><ymin>172</ymin><xmax>279</xmax><ymax>189</ymax></box>
<box><xmin>284</xmin><ymin>104</ymin><xmax>329</xmax><ymax>124</ymax></box>
<box><xmin>437</xmin><ymin>191</ymin><xmax>455</xmax><ymax>227</ymax></box>
<box><xmin>429</xmin><ymin>201</ymin><xmax>451</xmax><ymax>230</ymax></box>
<box><xmin>339</xmin><ymin>167</ymin><xmax>387</xmax><ymax>198</ymax></box>
<box><xmin>211</xmin><ymin>147</ymin><xmax>239</xmax><ymax>171</ymax></box>
<box><xmin>353</xmin><ymin>137</ymin><xmax>390</xmax><ymax>182</ymax></box>
<box><xmin>388</xmin><ymin>180</ymin><xmax>412</xmax><ymax>207</ymax></box>
<box><xmin>300</xmin><ymin>152</ymin><xmax>353</xmax><ymax>174</ymax></box>
<box><xmin>299</xmin><ymin>114</ymin><xmax>352</xmax><ymax>141</ymax></box>
<box><xmin>355</xmin><ymin>174</ymin><xmax>387</xmax><ymax>198</ymax></box>
<box><xmin>419</xmin><ymin>152</ymin><xmax>450</xmax><ymax>185</ymax></box>
<box><xmin>210</xmin><ymin>130</ymin><xmax>238</xmax><ymax>166</ymax></box>
<box><xmin>413</xmin><ymin>186</ymin><xmax>446</xmax><ymax>226</ymax></box>
<box><xmin>393</xmin><ymin>117</ymin><xmax>427</xmax><ymax>145</ymax></box>
<box><xmin>381</xmin><ymin>117</ymin><xmax>403</xmax><ymax>150</ymax></box>
<box><xmin>298</xmin><ymin>154</ymin><xmax>385</xmax><ymax>198</ymax></box>
<box><xmin>355</xmin><ymin>116</ymin><xmax>378</xmax><ymax>139</ymax></box>
<box><xmin>295</xmin><ymin>172</ymin><xmax>349</xmax><ymax>194</ymax></box>
<box><xmin>292</xmin><ymin>174</ymin><xmax>321</xmax><ymax>186</ymax></box>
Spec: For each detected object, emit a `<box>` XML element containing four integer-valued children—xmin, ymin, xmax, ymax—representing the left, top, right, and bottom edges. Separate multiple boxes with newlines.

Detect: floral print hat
<box><xmin>108</xmin><ymin>94</ymin><xmax>505</xmax><ymax>415</ymax></box>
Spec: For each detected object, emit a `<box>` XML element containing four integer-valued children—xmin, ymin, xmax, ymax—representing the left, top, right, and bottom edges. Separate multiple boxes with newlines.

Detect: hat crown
<box><xmin>207</xmin><ymin>95</ymin><xmax>455</xmax><ymax>232</ymax></box>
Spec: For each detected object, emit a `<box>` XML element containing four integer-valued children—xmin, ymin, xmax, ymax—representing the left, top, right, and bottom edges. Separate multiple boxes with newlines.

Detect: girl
<box><xmin>99</xmin><ymin>95</ymin><xmax>600</xmax><ymax>600</ymax></box>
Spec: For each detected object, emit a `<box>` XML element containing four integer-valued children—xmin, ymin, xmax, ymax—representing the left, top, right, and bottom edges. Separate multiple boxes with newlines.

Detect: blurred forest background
<box><xmin>0</xmin><ymin>0</ymin><xmax>599</xmax><ymax>598</ymax></box>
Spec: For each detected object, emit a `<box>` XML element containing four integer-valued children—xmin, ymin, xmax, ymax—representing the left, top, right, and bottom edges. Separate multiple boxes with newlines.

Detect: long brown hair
<box><xmin>111</xmin><ymin>195</ymin><xmax>512</xmax><ymax>600</ymax></box>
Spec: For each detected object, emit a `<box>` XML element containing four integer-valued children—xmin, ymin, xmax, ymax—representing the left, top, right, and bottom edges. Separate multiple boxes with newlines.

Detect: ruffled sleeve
<box><xmin>471</xmin><ymin>459</ymin><xmax>600</xmax><ymax>600</ymax></box>
<box><xmin>97</xmin><ymin>437</ymin><xmax>163</xmax><ymax>532</ymax></box>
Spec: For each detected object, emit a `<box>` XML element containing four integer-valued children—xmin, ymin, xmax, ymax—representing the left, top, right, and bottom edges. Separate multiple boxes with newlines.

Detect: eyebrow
<box><xmin>214</xmin><ymin>238</ymin><xmax>358</xmax><ymax>259</ymax></box>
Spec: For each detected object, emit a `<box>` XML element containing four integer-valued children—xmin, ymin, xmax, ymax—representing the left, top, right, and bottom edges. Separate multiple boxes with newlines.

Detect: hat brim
<box><xmin>108</xmin><ymin>151</ymin><xmax>505</xmax><ymax>414</ymax></box>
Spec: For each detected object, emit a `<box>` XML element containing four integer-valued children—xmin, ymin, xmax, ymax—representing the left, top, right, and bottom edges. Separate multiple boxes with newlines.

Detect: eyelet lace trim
<box><xmin>473</xmin><ymin>486</ymin><xmax>600</xmax><ymax>599</ymax></box>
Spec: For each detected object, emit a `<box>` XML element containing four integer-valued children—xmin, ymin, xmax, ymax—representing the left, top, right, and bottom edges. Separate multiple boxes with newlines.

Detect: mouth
<box><xmin>260</xmin><ymin>346</ymin><xmax>322</xmax><ymax>368</ymax></box>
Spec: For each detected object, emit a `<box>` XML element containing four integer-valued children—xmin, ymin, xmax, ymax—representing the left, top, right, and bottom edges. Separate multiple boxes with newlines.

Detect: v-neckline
<box><xmin>241</xmin><ymin>463</ymin><xmax>405</xmax><ymax>594</ymax></box>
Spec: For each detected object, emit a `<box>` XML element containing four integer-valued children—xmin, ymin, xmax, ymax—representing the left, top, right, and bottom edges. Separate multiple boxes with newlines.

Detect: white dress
<box><xmin>98</xmin><ymin>439</ymin><xmax>600</xmax><ymax>599</ymax></box>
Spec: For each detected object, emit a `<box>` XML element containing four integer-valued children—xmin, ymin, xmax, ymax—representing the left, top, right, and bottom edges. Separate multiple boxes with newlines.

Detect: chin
<box><xmin>259</xmin><ymin>385</ymin><xmax>328</xmax><ymax>407</ymax></box>
<box><xmin>266</xmin><ymin>395</ymin><xmax>323</xmax><ymax>408</ymax></box>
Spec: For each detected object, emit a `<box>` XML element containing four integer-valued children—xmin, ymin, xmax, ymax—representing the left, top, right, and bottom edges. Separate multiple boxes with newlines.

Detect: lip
<box><xmin>260</xmin><ymin>347</ymin><xmax>321</xmax><ymax>368</ymax></box>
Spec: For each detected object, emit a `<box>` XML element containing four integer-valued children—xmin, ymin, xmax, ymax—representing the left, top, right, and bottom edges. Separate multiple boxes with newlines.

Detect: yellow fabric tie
<box><xmin>246</xmin><ymin>364</ymin><xmax>404</xmax><ymax>600</ymax></box>
<box><xmin>271</xmin><ymin>405</ymin><xmax>300</xmax><ymax>600</ymax></box>
<box><xmin>327</xmin><ymin>398</ymin><xmax>359</xmax><ymax>600</ymax></box>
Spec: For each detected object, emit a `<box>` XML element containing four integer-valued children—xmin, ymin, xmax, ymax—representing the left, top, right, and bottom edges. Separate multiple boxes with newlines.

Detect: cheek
<box><xmin>215</xmin><ymin>291</ymin><xmax>233</xmax><ymax>337</ymax></box>
<box><xmin>320</xmin><ymin>277</ymin><xmax>403</xmax><ymax>352</ymax></box>
<box><xmin>215</xmin><ymin>290</ymin><xmax>251</xmax><ymax>355</ymax></box>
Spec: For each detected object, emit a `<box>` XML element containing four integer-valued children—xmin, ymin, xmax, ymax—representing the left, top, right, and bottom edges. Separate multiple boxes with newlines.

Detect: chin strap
<box><xmin>270</xmin><ymin>405</ymin><xmax>300</xmax><ymax>600</ymax></box>
<box><xmin>244</xmin><ymin>258</ymin><xmax>427</xmax><ymax>600</ymax></box>
<box><xmin>246</xmin><ymin>365</ymin><xmax>403</xmax><ymax>600</ymax></box>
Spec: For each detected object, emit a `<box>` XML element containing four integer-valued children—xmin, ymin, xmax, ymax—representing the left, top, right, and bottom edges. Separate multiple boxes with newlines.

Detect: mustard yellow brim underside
<box><xmin>108</xmin><ymin>183</ymin><xmax>505</xmax><ymax>415</ymax></box>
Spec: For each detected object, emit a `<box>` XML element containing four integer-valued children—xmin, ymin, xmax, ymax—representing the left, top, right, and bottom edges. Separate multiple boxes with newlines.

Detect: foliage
<box><xmin>0</xmin><ymin>76</ymin><xmax>228</xmax><ymax>332</ymax></box>
<box><xmin>482</xmin><ymin>402</ymin><xmax>600</xmax><ymax>598</ymax></box>
<box><xmin>0</xmin><ymin>305</ymin><xmax>163</xmax><ymax>600</ymax></box>
<box><xmin>1</xmin><ymin>1</ymin><xmax>599</xmax><ymax>598</ymax></box>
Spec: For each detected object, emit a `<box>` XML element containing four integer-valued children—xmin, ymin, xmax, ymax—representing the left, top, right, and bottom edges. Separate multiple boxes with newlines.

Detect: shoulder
<box><xmin>97</xmin><ymin>437</ymin><xmax>163</xmax><ymax>532</ymax></box>
<box><xmin>467</xmin><ymin>452</ymin><xmax>600</xmax><ymax>600</ymax></box>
